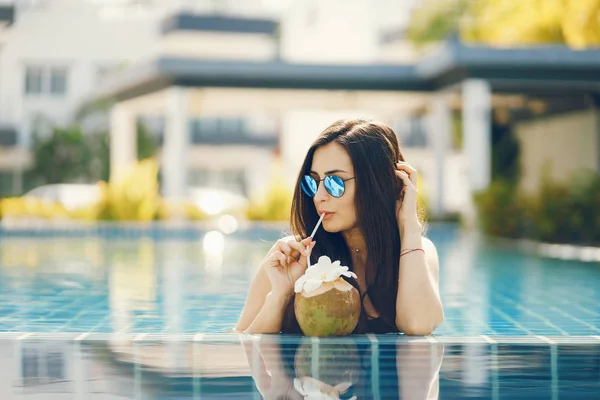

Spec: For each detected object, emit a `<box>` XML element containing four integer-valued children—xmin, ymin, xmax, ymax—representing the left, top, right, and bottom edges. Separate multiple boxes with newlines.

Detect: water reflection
<box><xmin>1</xmin><ymin>337</ymin><xmax>599</xmax><ymax>398</ymax></box>
<box><xmin>242</xmin><ymin>336</ymin><xmax>444</xmax><ymax>399</ymax></box>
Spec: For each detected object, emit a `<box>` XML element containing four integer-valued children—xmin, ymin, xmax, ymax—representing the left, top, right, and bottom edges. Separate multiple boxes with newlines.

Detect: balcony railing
<box><xmin>161</xmin><ymin>12</ymin><xmax>277</xmax><ymax>36</ymax></box>
<box><xmin>190</xmin><ymin>130</ymin><xmax>277</xmax><ymax>147</ymax></box>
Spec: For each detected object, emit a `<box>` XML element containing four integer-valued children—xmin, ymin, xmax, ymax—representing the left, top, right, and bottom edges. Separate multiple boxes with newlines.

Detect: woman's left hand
<box><xmin>395</xmin><ymin>161</ymin><xmax>420</xmax><ymax>228</ymax></box>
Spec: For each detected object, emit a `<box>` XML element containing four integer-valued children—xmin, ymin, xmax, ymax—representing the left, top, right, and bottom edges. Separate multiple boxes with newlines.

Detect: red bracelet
<box><xmin>400</xmin><ymin>248</ymin><xmax>425</xmax><ymax>257</ymax></box>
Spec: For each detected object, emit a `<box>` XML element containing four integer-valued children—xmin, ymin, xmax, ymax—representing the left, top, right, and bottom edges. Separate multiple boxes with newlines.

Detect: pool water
<box><xmin>0</xmin><ymin>223</ymin><xmax>597</xmax><ymax>336</ymax></box>
<box><xmin>0</xmin><ymin>222</ymin><xmax>598</xmax><ymax>398</ymax></box>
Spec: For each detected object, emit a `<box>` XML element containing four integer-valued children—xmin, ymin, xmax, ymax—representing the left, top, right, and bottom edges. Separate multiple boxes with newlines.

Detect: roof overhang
<box><xmin>91</xmin><ymin>38</ymin><xmax>600</xmax><ymax>104</ymax></box>
<box><xmin>93</xmin><ymin>58</ymin><xmax>426</xmax><ymax>103</ymax></box>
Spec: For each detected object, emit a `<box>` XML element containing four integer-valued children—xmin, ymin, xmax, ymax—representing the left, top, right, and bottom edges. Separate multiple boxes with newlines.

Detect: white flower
<box><xmin>293</xmin><ymin>377</ymin><xmax>357</xmax><ymax>400</ymax></box>
<box><xmin>294</xmin><ymin>255</ymin><xmax>357</xmax><ymax>294</ymax></box>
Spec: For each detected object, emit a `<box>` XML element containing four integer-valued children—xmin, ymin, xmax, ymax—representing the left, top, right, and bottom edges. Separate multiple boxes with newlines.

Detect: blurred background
<box><xmin>0</xmin><ymin>0</ymin><xmax>598</xmax><ymax>240</ymax></box>
<box><xmin>0</xmin><ymin>1</ymin><xmax>599</xmax><ymax>398</ymax></box>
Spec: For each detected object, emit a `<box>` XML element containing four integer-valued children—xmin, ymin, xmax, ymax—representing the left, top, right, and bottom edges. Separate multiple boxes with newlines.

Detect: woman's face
<box><xmin>310</xmin><ymin>142</ymin><xmax>357</xmax><ymax>232</ymax></box>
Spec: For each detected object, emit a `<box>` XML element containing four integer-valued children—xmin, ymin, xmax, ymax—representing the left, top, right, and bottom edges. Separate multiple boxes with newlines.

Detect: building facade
<box><xmin>1</xmin><ymin>0</ymin><xmax>439</xmax><ymax>208</ymax></box>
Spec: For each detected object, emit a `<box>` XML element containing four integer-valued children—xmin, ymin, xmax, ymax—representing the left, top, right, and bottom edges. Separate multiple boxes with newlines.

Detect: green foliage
<box><xmin>491</xmin><ymin>123</ymin><xmax>520</xmax><ymax>182</ymax></box>
<box><xmin>137</xmin><ymin>122</ymin><xmax>158</xmax><ymax>160</ymax></box>
<box><xmin>86</xmin><ymin>131</ymin><xmax>111</xmax><ymax>182</ymax></box>
<box><xmin>246</xmin><ymin>179</ymin><xmax>293</xmax><ymax>221</ymax></box>
<box><xmin>406</xmin><ymin>0</ymin><xmax>470</xmax><ymax>46</ymax></box>
<box><xmin>406</xmin><ymin>0</ymin><xmax>600</xmax><ymax>48</ymax></box>
<box><xmin>473</xmin><ymin>180</ymin><xmax>530</xmax><ymax>238</ymax></box>
<box><xmin>31</xmin><ymin>126</ymin><xmax>92</xmax><ymax>184</ymax></box>
<box><xmin>30</xmin><ymin>121</ymin><xmax>158</xmax><ymax>185</ymax></box>
<box><xmin>531</xmin><ymin>171</ymin><xmax>600</xmax><ymax>244</ymax></box>
<box><xmin>2</xmin><ymin>158</ymin><xmax>208</xmax><ymax>222</ymax></box>
<box><xmin>475</xmin><ymin>171</ymin><xmax>600</xmax><ymax>245</ymax></box>
<box><xmin>246</xmin><ymin>161</ymin><xmax>293</xmax><ymax>221</ymax></box>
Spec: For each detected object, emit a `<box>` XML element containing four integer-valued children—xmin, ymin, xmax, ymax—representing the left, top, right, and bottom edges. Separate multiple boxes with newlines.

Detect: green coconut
<box><xmin>294</xmin><ymin>278</ymin><xmax>360</xmax><ymax>337</ymax></box>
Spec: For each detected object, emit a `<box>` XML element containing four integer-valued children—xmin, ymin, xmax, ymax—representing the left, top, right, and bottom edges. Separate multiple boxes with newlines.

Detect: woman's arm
<box><xmin>235</xmin><ymin>266</ymin><xmax>272</xmax><ymax>332</ymax></box>
<box><xmin>244</xmin><ymin>292</ymin><xmax>292</xmax><ymax>334</ymax></box>
<box><xmin>235</xmin><ymin>267</ymin><xmax>292</xmax><ymax>334</ymax></box>
<box><xmin>235</xmin><ymin>236</ymin><xmax>313</xmax><ymax>333</ymax></box>
<box><xmin>395</xmin><ymin>220</ymin><xmax>444</xmax><ymax>335</ymax></box>
<box><xmin>393</xmin><ymin>161</ymin><xmax>444</xmax><ymax>335</ymax></box>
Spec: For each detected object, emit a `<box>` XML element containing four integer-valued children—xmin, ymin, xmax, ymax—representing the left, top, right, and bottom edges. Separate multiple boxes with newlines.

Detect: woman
<box><xmin>235</xmin><ymin>118</ymin><xmax>444</xmax><ymax>335</ymax></box>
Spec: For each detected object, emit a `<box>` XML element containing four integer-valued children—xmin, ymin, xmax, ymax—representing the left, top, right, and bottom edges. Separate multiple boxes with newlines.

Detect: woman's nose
<box><xmin>314</xmin><ymin>180</ymin><xmax>329</xmax><ymax>202</ymax></box>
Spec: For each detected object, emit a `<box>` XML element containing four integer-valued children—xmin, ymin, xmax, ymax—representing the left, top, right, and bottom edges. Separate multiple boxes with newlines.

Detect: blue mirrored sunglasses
<box><xmin>301</xmin><ymin>175</ymin><xmax>355</xmax><ymax>198</ymax></box>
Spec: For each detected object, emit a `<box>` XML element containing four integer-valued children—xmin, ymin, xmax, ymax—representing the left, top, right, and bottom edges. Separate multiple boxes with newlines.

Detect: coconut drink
<box><xmin>294</xmin><ymin>255</ymin><xmax>360</xmax><ymax>336</ymax></box>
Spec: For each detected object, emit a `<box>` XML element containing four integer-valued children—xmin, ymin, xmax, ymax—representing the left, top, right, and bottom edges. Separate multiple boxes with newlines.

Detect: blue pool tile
<box><xmin>0</xmin><ymin>225</ymin><xmax>598</xmax><ymax>337</ymax></box>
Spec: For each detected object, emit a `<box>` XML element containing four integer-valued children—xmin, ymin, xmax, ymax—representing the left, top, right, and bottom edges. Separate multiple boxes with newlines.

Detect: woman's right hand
<box><xmin>262</xmin><ymin>236</ymin><xmax>316</xmax><ymax>299</ymax></box>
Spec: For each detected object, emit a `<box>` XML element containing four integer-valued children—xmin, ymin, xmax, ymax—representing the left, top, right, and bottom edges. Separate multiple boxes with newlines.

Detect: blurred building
<box><xmin>0</xmin><ymin>0</ymin><xmax>598</xmax><ymax>219</ymax></box>
<box><xmin>0</xmin><ymin>0</ymin><xmax>429</xmax><ymax>203</ymax></box>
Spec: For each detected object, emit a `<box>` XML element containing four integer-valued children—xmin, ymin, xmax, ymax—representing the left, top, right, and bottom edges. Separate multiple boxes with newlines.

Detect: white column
<box><xmin>462</xmin><ymin>80</ymin><xmax>492</xmax><ymax>193</ymax></box>
<box><xmin>427</xmin><ymin>94</ymin><xmax>452</xmax><ymax>217</ymax></box>
<box><xmin>109</xmin><ymin>103</ymin><xmax>137</xmax><ymax>183</ymax></box>
<box><xmin>162</xmin><ymin>87</ymin><xmax>189</xmax><ymax>199</ymax></box>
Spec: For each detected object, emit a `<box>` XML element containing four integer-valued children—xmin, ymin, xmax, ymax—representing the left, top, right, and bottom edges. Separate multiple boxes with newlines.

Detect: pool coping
<box><xmin>486</xmin><ymin>235</ymin><xmax>600</xmax><ymax>263</ymax></box>
<box><xmin>1</xmin><ymin>332</ymin><xmax>599</xmax><ymax>345</ymax></box>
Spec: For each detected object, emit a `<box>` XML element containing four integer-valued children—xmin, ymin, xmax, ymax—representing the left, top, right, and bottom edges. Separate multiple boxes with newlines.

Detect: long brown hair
<box><xmin>283</xmin><ymin>118</ymin><xmax>417</xmax><ymax>334</ymax></box>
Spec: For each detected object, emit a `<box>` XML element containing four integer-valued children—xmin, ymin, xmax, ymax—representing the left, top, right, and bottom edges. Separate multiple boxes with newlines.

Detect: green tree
<box><xmin>31</xmin><ymin>126</ymin><xmax>92</xmax><ymax>184</ymax></box>
<box><xmin>30</xmin><ymin>121</ymin><xmax>158</xmax><ymax>185</ymax></box>
<box><xmin>406</xmin><ymin>0</ymin><xmax>470</xmax><ymax>47</ymax></box>
<box><xmin>407</xmin><ymin>0</ymin><xmax>600</xmax><ymax>49</ymax></box>
<box><xmin>136</xmin><ymin>121</ymin><xmax>158</xmax><ymax>160</ymax></box>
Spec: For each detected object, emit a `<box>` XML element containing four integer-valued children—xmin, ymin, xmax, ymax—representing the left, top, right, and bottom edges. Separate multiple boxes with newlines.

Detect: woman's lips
<box><xmin>322</xmin><ymin>212</ymin><xmax>335</xmax><ymax>220</ymax></box>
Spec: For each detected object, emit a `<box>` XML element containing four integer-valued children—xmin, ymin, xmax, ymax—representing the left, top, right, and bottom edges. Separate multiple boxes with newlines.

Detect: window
<box><xmin>219</xmin><ymin>118</ymin><xmax>243</xmax><ymax>134</ymax></box>
<box><xmin>198</xmin><ymin>118</ymin><xmax>219</xmax><ymax>135</ymax></box>
<box><xmin>24</xmin><ymin>65</ymin><xmax>68</xmax><ymax>97</ymax></box>
<box><xmin>49</xmin><ymin>67</ymin><xmax>67</xmax><ymax>95</ymax></box>
<box><xmin>25</xmin><ymin>66</ymin><xmax>43</xmax><ymax>95</ymax></box>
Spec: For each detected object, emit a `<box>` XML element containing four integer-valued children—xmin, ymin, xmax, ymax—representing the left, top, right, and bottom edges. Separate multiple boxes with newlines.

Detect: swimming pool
<box><xmin>0</xmin><ymin>223</ymin><xmax>597</xmax><ymax>336</ymax></box>
<box><xmin>1</xmin><ymin>334</ymin><xmax>598</xmax><ymax>399</ymax></box>
<box><xmin>0</xmin><ymin>222</ymin><xmax>598</xmax><ymax>398</ymax></box>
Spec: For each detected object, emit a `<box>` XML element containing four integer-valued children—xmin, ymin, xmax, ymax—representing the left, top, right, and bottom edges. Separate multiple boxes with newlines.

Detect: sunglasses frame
<box><xmin>301</xmin><ymin>174</ymin><xmax>355</xmax><ymax>198</ymax></box>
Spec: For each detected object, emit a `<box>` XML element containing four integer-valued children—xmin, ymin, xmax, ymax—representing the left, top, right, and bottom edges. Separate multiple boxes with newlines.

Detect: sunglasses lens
<box><xmin>301</xmin><ymin>175</ymin><xmax>318</xmax><ymax>197</ymax></box>
<box><xmin>324</xmin><ymin>175</ymin><xmax>345</xmax><ymax>198</ymax></box>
